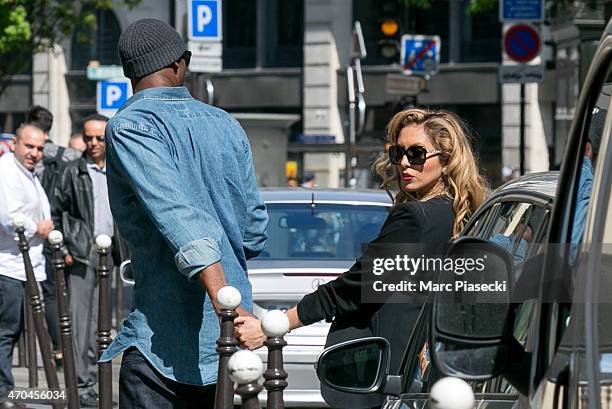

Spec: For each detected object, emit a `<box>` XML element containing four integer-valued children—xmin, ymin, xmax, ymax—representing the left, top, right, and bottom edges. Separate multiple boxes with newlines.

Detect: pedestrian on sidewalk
<box><xmin>50</xmin><ymin>114</ymin><xmax>114</xmax><ymax>408</ymax></box>
<box><xmin>0</xmin><ymin>124</ymin><xmax>53</xmax><ymax>409</ymax></box>
<box><xmin>99</xmin><ymin>18</ymin><xmax>268</xmax><ymax>409</ymax></box>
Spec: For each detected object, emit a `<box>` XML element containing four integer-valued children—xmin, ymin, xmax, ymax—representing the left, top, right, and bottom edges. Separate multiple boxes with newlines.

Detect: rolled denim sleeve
<box><xmin>241</xmin><ymin>137</ymin><xmax>268</xmax><ymax>259</ymax></box>
<box><xmin>106</xmin><ymin>120</ymin><xmax>225</xmax><ymax>281</ymax></box>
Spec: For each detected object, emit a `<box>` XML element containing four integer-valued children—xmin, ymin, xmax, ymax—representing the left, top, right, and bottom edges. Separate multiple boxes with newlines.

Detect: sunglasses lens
<box><xmin>406</xmin><ymin>147</ymin><xmax>426</xmax><ymax>165</ymax></box>
<box><xmin>388</xmin><ymin>145</ymin><xmax>402</xmax><ymax>164</ymax></box>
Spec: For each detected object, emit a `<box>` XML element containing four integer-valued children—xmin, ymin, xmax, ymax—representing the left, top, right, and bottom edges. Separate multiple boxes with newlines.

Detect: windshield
<box><xmin>255</xmin><ymin>203</ymin><xmax>389</xmax><ymax>260</ymax></box>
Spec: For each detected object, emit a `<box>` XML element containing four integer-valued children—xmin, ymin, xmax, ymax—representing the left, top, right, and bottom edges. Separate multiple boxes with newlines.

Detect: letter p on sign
<box><xmin>197</xmin><ymin>5</ymin><xmax>212</xmax><ymax>32</ymax></box>
<box><xmin>97</xmin><ymin>79</ymin><xmax>132</xmax><ymax>118</ymax></box>
<box><xmin>188</xmin><ymin>0</ymin><xmax>221</xmax><ymax>41</ymax></box>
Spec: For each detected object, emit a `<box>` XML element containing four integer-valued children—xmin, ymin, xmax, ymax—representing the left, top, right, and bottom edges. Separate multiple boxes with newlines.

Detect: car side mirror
<box><xmin>430</xmin><ymin>237</ymin><xmax>515</xmax><ymax>380</ymax></box>
<box><xmin>119</xmin><ymin>259</ymin><xmax>134</xmax><ymax>286</ymax></box>
<box><xmin>316</xmin><ymin>337</ymin><xmax>390</xmax><ymax>394</ymax></box>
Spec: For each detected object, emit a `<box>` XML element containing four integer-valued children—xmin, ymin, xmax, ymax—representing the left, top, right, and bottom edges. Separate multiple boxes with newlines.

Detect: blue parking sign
<box><xmin>188</xmin><ymin>0</ymin><xmax>222</xmax><ymax>41</ymax></box>
<box><xmin>400</xmin><ymin>35</ymin><xmax>441</xmax><ymax>77</ymax></box>
<box><xmin>97</xmin><ymin>79</ymin><xmax>132</xmax><ymax>117</ymax></box>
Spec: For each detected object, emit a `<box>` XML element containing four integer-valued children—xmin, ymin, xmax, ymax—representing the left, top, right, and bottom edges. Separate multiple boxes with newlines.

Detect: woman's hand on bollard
<box><xmin>64</xmin><ymin>254</ymin><xmax>74</xmax><ymax>266</ymax></box>
<box><xmin>234</xmin><ymin>316</ymin><xmax>266</xmax><ymax>350</ymax></box>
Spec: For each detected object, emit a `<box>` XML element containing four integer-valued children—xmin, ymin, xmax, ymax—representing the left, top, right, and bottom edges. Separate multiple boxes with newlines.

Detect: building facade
<box><xmin>2</xmin><ymin>0</ymin><xmax>610</xmax><ymax>187</ymax></box>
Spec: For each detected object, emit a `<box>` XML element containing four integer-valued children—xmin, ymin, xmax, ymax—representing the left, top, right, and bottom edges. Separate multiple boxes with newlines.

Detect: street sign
<box><xmin>188</xmin><ymin>0</ymin><xmax>222</xmax><ymax>41</ymax></box>
<box><xmin>500</xmin><ymin>0</ymin><xmax>544</xmax><ymax>22</ymax></box>
<box><xmin>504</xmin><ymin>24</ymin><xmax>541</xmax><ymax>63</ymax></box>
<box><xmin>188</xmin><ymin>40</ymin><xmax>222</xmax><ymax>57</ymax></box>
<box><xmin>189</xmin><ymin>55</ymin><xmax>222</xmax><ymax>73</ymax></box>
<box><xmin>400</xmin><ymin>35</ymin><xmax>441</xmax><ymax>77</ymax></box>
<box><xmin>498</xmin><ymin>64</ymin><xmax>544</xmax><ymax>83</ymax></box>
<box><xmin>87</xmin><ymin>65</ymin><xmax>124</xmax><ymax>81</ymax></box>
<box><xmin>96</xmin><ymin>78</ymin><xmax>132</xmax><ymax>118</ymax></box>
<box><xmin>385</xmin><ymin>74</ymin><xmax>426</xmax><ymax>96</ymax></box>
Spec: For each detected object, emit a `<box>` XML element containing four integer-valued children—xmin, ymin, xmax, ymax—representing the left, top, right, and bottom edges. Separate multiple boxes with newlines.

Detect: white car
<box><xmin>249</xmin><ymin>188</ymin><xmax>392</xmax><ymax>407</ymax></box>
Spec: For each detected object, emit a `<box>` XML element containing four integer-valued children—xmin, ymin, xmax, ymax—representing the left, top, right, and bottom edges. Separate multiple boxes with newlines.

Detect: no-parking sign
<box><xmin>504</xmin><ymin>24</ymin><xmax>541</xmax><ymax>63</ymax></box>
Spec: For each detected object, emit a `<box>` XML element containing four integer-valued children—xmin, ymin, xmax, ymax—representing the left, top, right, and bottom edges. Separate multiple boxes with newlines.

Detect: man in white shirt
<box><xmin>0</xmin><ymin>124</ymin><xmax>53</xmax><ymax>409</ymax></box>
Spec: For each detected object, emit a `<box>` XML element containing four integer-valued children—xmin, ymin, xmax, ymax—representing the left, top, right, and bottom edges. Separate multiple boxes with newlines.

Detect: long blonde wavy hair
<box><xmin>372</xmin><ymin>108</ymin><xmax>488</xmax><ymax>237</ymax></box>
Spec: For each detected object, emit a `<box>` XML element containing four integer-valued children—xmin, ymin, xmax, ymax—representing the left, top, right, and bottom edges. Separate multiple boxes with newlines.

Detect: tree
<box><xmin>401</xmin><ymin>0</ymin><xmax>498</xmax><ymax>14</ymax></box>
<box><xmin>0</xmin><ymin>0</ymin><xmax>141</xmax><ymax>96</ymax></box>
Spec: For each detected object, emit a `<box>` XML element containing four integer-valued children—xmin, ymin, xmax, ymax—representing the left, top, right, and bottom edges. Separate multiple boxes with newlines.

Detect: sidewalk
<box><xmin>10</xmin><ymin>352</ymin><xmax>121</xmax><ymax>409</ymax></box>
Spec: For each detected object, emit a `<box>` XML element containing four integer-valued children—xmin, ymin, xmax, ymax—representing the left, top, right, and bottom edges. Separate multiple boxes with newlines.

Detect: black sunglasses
<box><xmin>179</xmin><ymin>50</ymin><xmax>192</xmax><ymax>67</ymax></box>
<box><xmin>388</xmin><ymin>145</ymin><xmax>441</xmax><ymax>166</ymax></box>
<box><xmin>83</xmin><ymin>134</ymin><xmax>105</xmax><ymax>143</ymax></box>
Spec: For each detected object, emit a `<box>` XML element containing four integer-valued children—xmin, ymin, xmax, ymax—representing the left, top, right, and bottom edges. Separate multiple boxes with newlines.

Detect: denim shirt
<box><xmin>100</xmin><ymin>86</ymin><xmax>268</xmax><ymax>386</ymax></box>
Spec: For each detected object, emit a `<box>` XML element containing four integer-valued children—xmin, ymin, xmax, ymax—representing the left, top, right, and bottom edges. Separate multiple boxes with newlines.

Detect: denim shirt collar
<box><xmin>121</xmin><ymin>86</ymin><xmax>193</xmax><ymax>112</ymax></box>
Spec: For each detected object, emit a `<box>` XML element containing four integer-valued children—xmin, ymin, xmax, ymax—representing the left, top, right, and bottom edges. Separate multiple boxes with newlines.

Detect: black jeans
<box><xmin>0</xmin><ymin>276</ymin><xmax>24</xmax><ymax>402</ymax></box>
<box><xmin>119</xmin><ymin>348</ymin><xmax>216</xmax><ymax>409</ymax></box>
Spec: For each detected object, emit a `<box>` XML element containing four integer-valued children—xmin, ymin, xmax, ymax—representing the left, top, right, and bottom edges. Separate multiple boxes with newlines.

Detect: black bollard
<box><xmin>48</xmin><ymin>230</ymin><xmax>80</xmax><ymax>409</ymax></box>
<box><xmin>24</xmin><ymin>297</ymin><xmax>38</xmax><ymax>387</ymax></box>
<box><xmin>12</xmin><ymin>216</ymin><xmax>62</xmax><ymax>409</ymax></box>
<box><xmin>262</xmin><ymin>310</ymin><xmax>289</xmax><ymax>409</ymax></box>
<box><xmin>17</xmin><ymin>320</ymin><xmax>26</xmax><ymax>367</ymax></box>
<box><xmin>96</xmin><ymin>234</ymin><xmax>113</xmax><ymax>409</ymax></box>
<box><xmin>214</xmin><ymin>286</ymin><xmax>241</xmax><ymax>409</ymax></box>
<box><xmin>228</xmin><ymin>350</ymin><xmax>264</xmax><ymax>409</ymax></box>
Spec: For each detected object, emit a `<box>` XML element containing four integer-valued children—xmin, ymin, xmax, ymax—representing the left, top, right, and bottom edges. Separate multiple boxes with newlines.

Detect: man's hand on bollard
<box><xmin>234</xmin><ymin>315</ymin><xmax>266</xmax><ymax>350</ymax></box>
<box><xmin>36</xmin><ymin>220</ymin><xmax>54</xmax><ymax>239</ymax></box>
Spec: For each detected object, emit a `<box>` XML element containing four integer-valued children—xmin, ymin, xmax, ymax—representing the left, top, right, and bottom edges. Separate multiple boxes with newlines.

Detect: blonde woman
<box><xmin>235</xmin><ymin>109</ymin><xmax>488</xmax><ymax>399</ymax></box>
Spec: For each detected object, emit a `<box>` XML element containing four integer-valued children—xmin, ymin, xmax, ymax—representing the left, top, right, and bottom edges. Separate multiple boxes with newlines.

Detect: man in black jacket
<box><xmin>51</xmin><ymin>114</ymin><xmax>113</xmax><ymax>408</ymax></box>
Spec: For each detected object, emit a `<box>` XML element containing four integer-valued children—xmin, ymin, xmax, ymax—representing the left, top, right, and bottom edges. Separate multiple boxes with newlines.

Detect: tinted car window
<box><xmin>473</xmin><ymin>201</ymin><xmax>547</xmax><ymax>267</ymax></box>
<box><xmin>255</xmin><ymin>204</ymin><xmax>388</xmax><ymax>260</ymax></box>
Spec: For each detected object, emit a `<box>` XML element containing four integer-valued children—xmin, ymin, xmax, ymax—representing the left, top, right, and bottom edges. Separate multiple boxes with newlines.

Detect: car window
<box><xmin>542</xmin><ymin>66</ymin><xmax>612</xmax><ymax>398</ymax></box>
<box><xmin>452</xmin><ymin>199</ymin><xmax>549</xmax><ymax>397</ymax></box>
<box><xmin>476</xmin><ymin>201</ymin><xmax>547</xmax><ymax>267</ymax></box>
<box><xmin>255</xmin><ymin>203</ymin><xmax>388</xmax><ymax>260</ymax></box>
<box><xmin>595</xmin><ymin>151</ymin><xmax>612</xmax><ymax>383</ymax></box>
<box><xmin>464</xmin><ymin>202</ymin><xmax>501</xmax><ymax>238</ymax></box>
<box><xmin>579</xmin><ymin>81</ymin><xmax>612</xmax><ymax>389</ymax></box>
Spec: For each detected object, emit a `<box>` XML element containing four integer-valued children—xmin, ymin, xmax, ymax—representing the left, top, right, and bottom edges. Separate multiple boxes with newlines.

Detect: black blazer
<box><xmin>297</xmin><ymin>197</ymin><xmax>454</xmax><ymax>408</ymax></box>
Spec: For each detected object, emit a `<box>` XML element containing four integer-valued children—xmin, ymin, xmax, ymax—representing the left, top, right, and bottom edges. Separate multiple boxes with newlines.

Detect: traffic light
<box><xmin>377</xmin><ymin>0</ymin><xmax>401</xmax><ymax>63</ymax></box>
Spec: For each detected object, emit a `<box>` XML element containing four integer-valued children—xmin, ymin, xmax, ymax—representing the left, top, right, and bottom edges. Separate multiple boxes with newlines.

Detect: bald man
<box><xmin>0</xmin><ymin>124</ymin><xmax>53</xmax><ymax>409</ymax></box>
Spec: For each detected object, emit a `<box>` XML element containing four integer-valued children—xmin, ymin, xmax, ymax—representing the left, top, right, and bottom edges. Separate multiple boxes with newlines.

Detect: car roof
<box><xmin>495</xmin><ymin>171</ymin><xmax>559</xmax><ymax>200</ymax></box>
<box><xmin>261</xmin><ymin>188</ymin><xmax>393</xmax><ymax>205</ymax></box>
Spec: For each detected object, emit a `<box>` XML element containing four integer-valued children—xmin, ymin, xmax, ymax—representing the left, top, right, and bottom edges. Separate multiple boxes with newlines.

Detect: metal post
<box><xmin>214</xmin><ymin>286</ymin><xmax>241</xmax><ymax>409</ymax></box>
<box><xmin>262</xmin><ymin>311</ymin><xmax>289</xmax><ymax>409</ymax></box>
<box><xmin>12</xmin><ymin>216</ymin><xmax>61</xmax><ymax>409</ymax></box>
<box><xmin>49</xmin><ymin>231</ymin><xmax>80</xmax><ymax>409</ymax></box>
<box><xmin>228</xmin><ymin>350</ymin><xmax>264</xmax><ymax>409</ymax></box>
<box><xmin>114</xmin><ymin>267</ymin><xmax>123</xmax><ymax>328</ymax></box>
<box><xmin>346</xmin><ymin>65</ymin><xmax>356</xmax><ymax>188</ymax></box>
<box><xmin>25</xmin><ymin>298</ymin><xmax>37</xmax><ymax>387</ymax></box>
<box><xmin>96</xmin><ymin>234</ymin><xmax>113</xmax><ymax>409</ymax></box>
<box><xmin>520</xmin><ymin>83</ymin><xmax>526</xmax><ymax>175</ymax></box>
<box><xmin>17</xmin><ymin>318</ymin><xmax>26</xmax><ymax>367</ymax></box>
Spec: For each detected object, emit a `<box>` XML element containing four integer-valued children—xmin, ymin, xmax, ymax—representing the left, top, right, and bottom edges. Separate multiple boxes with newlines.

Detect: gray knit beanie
<box><xmin>118</xmin><ymin>18</ymin><xmax>187</xmax><ymax>79</ymax></box>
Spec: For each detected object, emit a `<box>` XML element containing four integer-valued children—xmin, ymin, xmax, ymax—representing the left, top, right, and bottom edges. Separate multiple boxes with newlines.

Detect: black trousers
<box><xmin>0</xmin><ymin>276</ymin><xmax>24</xmax><ymax>402</ymax></box>
<box><xmin>119</xmin><ymin>348</ymin><xmax>216</xmax><ymax>409</ymax></box>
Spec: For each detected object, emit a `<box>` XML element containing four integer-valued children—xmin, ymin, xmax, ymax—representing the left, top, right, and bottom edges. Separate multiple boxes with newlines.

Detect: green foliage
<box><xmin>401</xmin><ymin>0</ymin><xmax>498</xmax><ymax>14</ymax></box>
<box><xmin>467</xmin><ymin>0</ymin><xmax>497</xmax><ymax>14</ymax></box>
<box><xmin>0</xmin><ymin>2</ymin><xmax>31</xmax><ymax>54</ymax></box>
<box><xmin>0</xmin><ymin>0</ymin><xmax>141</xmax><ymax>94</ymax></box>
<box><xmin>401</xmin><ymin>0</ymin><xmax>433</xmax><ymax>9</ymax></box>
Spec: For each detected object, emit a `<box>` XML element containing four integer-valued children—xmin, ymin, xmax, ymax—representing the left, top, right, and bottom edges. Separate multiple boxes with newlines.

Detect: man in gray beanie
<box><xmin>100</xmin><ymin>18</ymin><xmax>268</xmax><ymax>408</ymax></box>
